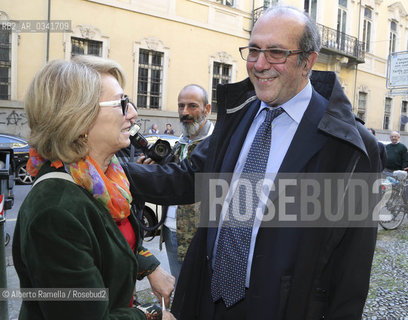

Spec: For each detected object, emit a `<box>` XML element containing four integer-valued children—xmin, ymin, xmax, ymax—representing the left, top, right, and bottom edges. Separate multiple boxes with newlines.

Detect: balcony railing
<box><xmin>318</xmin><ymin>24</ymin><xmax>365</xmax><ymax>63</ymax></box>
<box><xmin>252</xmin><ymin>6</ymin><xmax>265</xmax><ymax>26</ymax></box>
<box><xmin>251</xmin><ymin>6</ymin><xmax>365</xmax><ymax>64</ymax></box>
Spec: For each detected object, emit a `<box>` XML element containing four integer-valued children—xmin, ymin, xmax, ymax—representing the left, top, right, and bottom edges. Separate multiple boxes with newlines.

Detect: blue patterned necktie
<box><xmin>211</xmin><ymin>107</ymin><xmax>284</xmax><ymax>308</ymax></box>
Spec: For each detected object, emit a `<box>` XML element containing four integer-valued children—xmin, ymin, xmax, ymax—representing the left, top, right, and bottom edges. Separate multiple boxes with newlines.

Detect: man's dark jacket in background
<box><xmin>385</xmin><ymin>142</ymin><xmax>408</xmax><ymax>171</ymax></box>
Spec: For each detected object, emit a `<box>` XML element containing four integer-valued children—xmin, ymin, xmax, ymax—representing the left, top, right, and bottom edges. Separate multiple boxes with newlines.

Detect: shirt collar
<box><xmin>258</xmin><ymin>81</ymin><xmax>312</xmax><ymax>124</ymax></box>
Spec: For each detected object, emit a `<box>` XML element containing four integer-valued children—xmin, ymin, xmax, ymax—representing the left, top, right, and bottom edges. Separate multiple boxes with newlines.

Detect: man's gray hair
<box><xmin>391</xmin><ymin>130</ymin><xmax>400</xmax><ymax>137</ymax></box>
<box><xmin>180</xmin><ymin>84</ymin><xmax>209</xmax><ymax>106</ymax></box>
<box><xmin>263</xmin><ymin>6</ymin><xmax>321</xmax><ymax>67</ymax></box>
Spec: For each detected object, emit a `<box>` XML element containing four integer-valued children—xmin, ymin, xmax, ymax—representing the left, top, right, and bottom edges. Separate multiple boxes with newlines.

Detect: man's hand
<box><xmin>147</xmin><ymin>265</ymin><xmax>175</xmax><ymax>308</ymax></box>
<box><xmin>137</xmin><ymin>154</ymin><xmax>156</xmax><ymax>165</ymax></box>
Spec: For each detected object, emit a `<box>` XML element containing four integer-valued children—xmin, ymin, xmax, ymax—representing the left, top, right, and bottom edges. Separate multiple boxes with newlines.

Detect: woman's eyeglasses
<box><xmin>99</xmin><ymin>95</ymin><xmax>130</xmax><ymax>115</ymax></box>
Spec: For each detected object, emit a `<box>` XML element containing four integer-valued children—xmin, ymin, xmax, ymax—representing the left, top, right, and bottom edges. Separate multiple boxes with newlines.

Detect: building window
<box><xmin>133</xmin><ymin>38</ymin><xmax>169</xmax><ymax>111</ymax></box>
<box><xmin>338</xmin><ymin>0</ymin><xmax>347</xmax><ymax>7</ymax></box>
<box><xmin>0</xmin><ymin>30</ymin><xmax>11</xmax><ymax>100</ymax></box>
<box><xmin>264</xmin><ymin>0</ymin><xmax>279</xmax><ymax>7</ymax></box>
<box><xmin>402</xmin><ymin>101</ymin><xmax>408</xmax><ymax>113</ymax></box>
<box><xmin>304</xmin><ymin>0</ymin><xmax>317</xmax><ymax>20</ymax></box>
<box><xmin>137</xmin><ymin>49</ymin><xmax>163</xmax><ymax>109</ymax></box>
<box><xmin>357</xmin><ymin>92</ymin><xmax>367</xmax><ymax>121</ymax></box>
<box><xmin>337</xmin><ymin>0</ymin><xmax>347</xmax><ymax>50</ymax></box>
<box><xmin>71</xmin><ymin>37</ymin><xmax>102</xmax><ymax>57</ymax></box>
<box><xmin>211</xmin><ymin>62</ymin><xmax>231</xmax><ymax>113</ymax></box>
<box><xmin>401</xmin><ymin>101</ymin><xmax>408</xmax><ymax>131</ymax></box>
<box><xmin>363</xmin><ymin>7</ymin><xmax>372</xmax><ymax>52</ymax></box>
<box><xmin>383</xmin><ymin>97</ymin><xmax>392</xmax><ymax>130</ymax></box>
<box><xmin>64</xmin><ymin>25</ymin><xmax>109</xmax><ymax>60</ymax></box>
<box><xmin>389</xmin><ymin>21</ymin><xmax>397</xmax><ymax>54</ymax></box>
<box><xmin>217</xmin><ymin>0</ymin><xmax>235</xmax><ymax>6</ymax></box>
<box><xmin>208</xmin><ymin>52</ymin><xmax>237</xmax><ymax>113</ymax></box>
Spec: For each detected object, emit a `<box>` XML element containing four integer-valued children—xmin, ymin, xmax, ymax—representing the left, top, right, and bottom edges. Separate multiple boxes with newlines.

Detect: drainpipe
<box><xmin>353</xmin><ymin>0</ymin><xmax>362</xmax><ymax>114</ymax></box>
<box><xmin>251</xmin><ymin>0</ymin><xmax>255</xmax><ymax>30</ymax></box>
<box><xmin>46</xmin><ymin>0</ymin><xmax>51</xmax><ymax>62</ymax></box>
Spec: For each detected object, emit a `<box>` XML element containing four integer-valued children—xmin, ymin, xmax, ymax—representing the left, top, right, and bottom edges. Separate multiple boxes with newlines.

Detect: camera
<box><xmin>129</xmin><ymin>124</ymin><xmax>172</xmax><ymax>163</ymax></box>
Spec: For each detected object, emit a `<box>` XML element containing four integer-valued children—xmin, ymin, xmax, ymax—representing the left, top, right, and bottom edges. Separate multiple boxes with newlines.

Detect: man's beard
<box><xmin>180</xmin><ymin>112</ymin><xmax>206</xmax><ymax>138</ymax></box>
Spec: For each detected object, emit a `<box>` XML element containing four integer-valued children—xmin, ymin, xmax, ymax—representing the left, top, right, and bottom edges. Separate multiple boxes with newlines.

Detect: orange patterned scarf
<box><xmin>27</xmin><ymin>148</ymin><xmax>132</xmax><ymax>221</ymax></box>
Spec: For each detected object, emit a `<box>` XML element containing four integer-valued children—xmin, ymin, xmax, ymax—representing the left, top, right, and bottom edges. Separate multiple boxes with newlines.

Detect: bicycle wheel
<box><xmin>4</xmin><ymin>233</ymin><xmax>10</xmax><ymax>246</ymax></box>
<box><xmin>379</xmin><ymin>191</ymin><xmax>406</xmax><ymax>230</ymax></box>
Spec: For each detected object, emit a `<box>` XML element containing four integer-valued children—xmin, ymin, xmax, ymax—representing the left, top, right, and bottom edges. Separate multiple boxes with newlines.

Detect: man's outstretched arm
<box><xmin>123</xmin><ymin>137</ymin><xmax>210</xmax><ymax>205</ymax></box>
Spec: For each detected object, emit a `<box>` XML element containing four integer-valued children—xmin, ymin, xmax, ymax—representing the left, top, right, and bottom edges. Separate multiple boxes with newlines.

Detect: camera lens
<box><xmin>153</xmin><ymin>140</ymin><xmax>171</xmax><ymax>158</ymax></box>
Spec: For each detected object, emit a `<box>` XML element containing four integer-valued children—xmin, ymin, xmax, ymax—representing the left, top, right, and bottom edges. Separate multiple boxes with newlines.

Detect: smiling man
<box><xmin>124</xmin><ymin>5</ymin><xmax>381</xmax><ymax>320</ymax></box>
<box><xmin>244</xmin><ymin>12</ymin><xmax>317</xmax><ymax>107</ymax></box>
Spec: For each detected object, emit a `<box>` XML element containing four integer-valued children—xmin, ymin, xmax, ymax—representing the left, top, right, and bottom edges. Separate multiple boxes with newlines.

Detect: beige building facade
<box><xmin>1</xmin><ymin>0</ymin><xmax>407</xmax><ymax>142</ymax></box>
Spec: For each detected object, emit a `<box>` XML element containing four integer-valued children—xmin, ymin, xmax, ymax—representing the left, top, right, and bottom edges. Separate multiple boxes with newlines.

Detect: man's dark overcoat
<box><xmin>125</xmin><ymin>71</ymin><xmax>381</xmax><ymax>320</ymax></box>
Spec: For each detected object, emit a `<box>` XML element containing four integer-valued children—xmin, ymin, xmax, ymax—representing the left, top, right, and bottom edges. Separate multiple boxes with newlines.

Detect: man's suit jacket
<box><xmin>125</xmin><ymin>71</ymin><xmax>381</xmax><ymax>320</ymax></box>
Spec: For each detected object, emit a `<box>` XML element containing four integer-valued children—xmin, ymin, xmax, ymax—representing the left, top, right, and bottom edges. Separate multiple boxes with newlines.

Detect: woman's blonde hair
<box><xmin>25</xmin><ymin>55</ymin><xmax>126</xmax><ymax>163</ymax></box>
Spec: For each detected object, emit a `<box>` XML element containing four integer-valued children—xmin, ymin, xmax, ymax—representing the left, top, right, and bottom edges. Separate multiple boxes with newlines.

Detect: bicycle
<box><xmin>379</xmin><ymin>170</ymin><xmax>408</xmax><ymax>230</ymax></box>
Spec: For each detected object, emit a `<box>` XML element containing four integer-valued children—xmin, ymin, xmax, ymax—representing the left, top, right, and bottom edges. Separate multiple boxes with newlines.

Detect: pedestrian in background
<box><xmin>385</xmin><ymin>130</ymin><xmax>408</xmax><ymax>171</ymax></box>
<box><xmin>149</xmin><ymin>123</ymin><xmax>159</xmax><ymax>134</ymax></box>
<box><xmin>124</xmin><ymin>5</ymin><xmax>380</xmax><ymax>319</ymax></box>
<box><xmin>164</xmin><ymin>123</ymin><xmax>175</xmax><ymax>135</ymax></box>
<box><xmin>13</xmin><ymin>55</ymin><xmax>176</xmax><ymax>320</ymax></box>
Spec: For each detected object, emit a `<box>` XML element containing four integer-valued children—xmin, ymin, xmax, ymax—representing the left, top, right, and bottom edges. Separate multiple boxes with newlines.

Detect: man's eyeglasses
<box><xmin>99</xmin><ymin>95</ymin><xmax>130</xmax><ymax>116</ymax></box>
<box><xmin>239</xmin><ymin>47</ymin><xmax>305</xmax><ymax>64</ymax></box>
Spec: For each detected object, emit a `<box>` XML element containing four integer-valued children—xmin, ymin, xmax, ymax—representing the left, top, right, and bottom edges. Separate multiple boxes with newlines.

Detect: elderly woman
<box><xmin>12</xmin><ymin>55</ymin><xmax>176</xmax><ymax>320</ymax></box>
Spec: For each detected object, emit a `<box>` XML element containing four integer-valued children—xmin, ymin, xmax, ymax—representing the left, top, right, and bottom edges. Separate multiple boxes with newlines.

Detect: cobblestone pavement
<box><xmin>136</xmin><ymin>224</ymin><xmax>408</xmax><ymax>319</ymax></box>
<box><xmin>6</xmin><ymin>223</ymin><xmax>408</xmax><ymax>319</ymax></box>
<box><xmin>362</xmin><ymin>222</ymin><xmax>408</xmax><ymax>319</ymax></box>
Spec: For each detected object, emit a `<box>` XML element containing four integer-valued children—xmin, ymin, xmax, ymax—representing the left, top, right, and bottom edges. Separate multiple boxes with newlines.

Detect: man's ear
<box><xmin>303</xmin><ymin>51</ymin><xmax>318</xmax><ymax>77</ymax></box>
<box><xmin>205</xmin><ymin>103</ymin><xmax>211</xmax><ymax>116</ymax></box>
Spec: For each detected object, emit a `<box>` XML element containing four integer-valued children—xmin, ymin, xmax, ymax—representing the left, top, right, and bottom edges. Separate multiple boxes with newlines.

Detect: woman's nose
<box><xmin>127</xmin><ymin>102</ymin><xmax>138</xmax><ymax>121</ymax></box>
